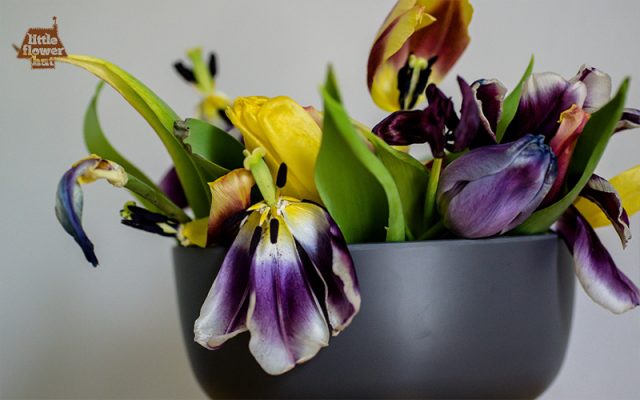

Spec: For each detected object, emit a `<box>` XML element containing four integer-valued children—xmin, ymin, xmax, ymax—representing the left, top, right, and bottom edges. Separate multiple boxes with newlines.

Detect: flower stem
<box><xmin>424</xmin><ymin>157</ymin><xmax>443</xmax><ymax>227</ymax></box>
<box><xmin>125</xmin><ymin>174</ymin><xmax>190</xmax><ymax>223</ymax></box>
<box><xmin>418</xmin><ymin>220</ymin><xmax>445</xmax><ymax>241</ymax></box>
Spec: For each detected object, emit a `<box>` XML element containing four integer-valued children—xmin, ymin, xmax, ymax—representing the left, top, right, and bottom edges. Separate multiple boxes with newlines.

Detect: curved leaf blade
<box><xmin>59</xmin><ymin>54</ymin><xmax>211</xmax><ymax>218</ymax></box>
<box><xmin>496</xmin><ymin>55</ymin><xmax>535</xmax><ymax>142</ymax></box>
<box><xmin>316</xmin><ymin>67</ymin><xmax>404</xmax><ymax>243</ymax></box>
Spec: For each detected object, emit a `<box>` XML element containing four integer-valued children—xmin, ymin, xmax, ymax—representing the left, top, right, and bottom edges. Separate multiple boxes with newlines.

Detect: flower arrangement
<box><xmin>52</xmin><ymin>0</ymin><xmax>640</xmax><ymax>376</ymax></box>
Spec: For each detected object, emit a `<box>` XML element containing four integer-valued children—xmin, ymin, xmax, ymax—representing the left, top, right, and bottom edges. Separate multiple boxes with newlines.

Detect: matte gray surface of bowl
<box><xmin>173</xmin><ymin>234</ymin><xmax>575</xmax><ymax>399</ymax></box>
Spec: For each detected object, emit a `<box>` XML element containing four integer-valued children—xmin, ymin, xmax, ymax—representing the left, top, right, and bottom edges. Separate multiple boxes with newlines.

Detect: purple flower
<box><xmin>437</xmin><ymin>134</ymin><xmax>557</xmax><ymax>238</ymax></box>
<box><xmin>194</xmin><ymin>160</ymin><xmax>360</xmax><ymax>375</ymax></box>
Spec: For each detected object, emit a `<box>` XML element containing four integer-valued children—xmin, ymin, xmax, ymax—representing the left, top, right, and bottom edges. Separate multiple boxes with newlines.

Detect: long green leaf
<box><xmin>84</xmin><ymin>82</ymin><xmax>161</xmax><ymax>210</ymax></box>
<box><xmin>124</xmin><ymin>175</ymin><xmax>190</xmax><ymax>223</ymax></box>
<box><xmin>361</xmin><ymin>129</ymin><xmax>428</xmax><ymax>239</ymax></box>
<box><xmin>59</xmin><ymin>55</ymin><xmax>211</xmax><ymax>218</ymax></box>
<box><xmin>316</xmin><ymin>67</ymin><xmax>404</xmax><ymax>243</ymax></box>
<box><xmin>516</xmin><ymin>78</ymin><xmax>630</xmax><ymax>234</ymax></box>
<box><xmin>495</xmin><ymin>55</ymin><xmax>535</xmax><ymax>142</ymax></box>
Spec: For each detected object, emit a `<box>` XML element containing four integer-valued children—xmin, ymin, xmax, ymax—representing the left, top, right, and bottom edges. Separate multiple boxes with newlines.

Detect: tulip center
<box><xmin>397</xmin><ymin>54</ymin><xmax>437</xmax><ymax>110</ymax></box>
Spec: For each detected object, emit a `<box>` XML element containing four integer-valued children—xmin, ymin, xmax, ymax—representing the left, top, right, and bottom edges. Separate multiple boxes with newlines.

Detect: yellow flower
<box><xmin>226</xmin><ymin>96</ymin><xmax>322</xmax><ymax>203</ymax></box>
<box><xmin>367</xmin><ymin>0</ymin><xmax>474</xmax><ymax>111</ymax></box>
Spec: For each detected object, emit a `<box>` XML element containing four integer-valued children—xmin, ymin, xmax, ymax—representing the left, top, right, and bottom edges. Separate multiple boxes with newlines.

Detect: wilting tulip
<box><xmin>367</xmin><ymin>0</ymin><xmax>473</xmax><ymax>111</ymax></box>
<box><xmin>194</xmin><ymin>150</ymin><xmax>360</xmax><ymax>375</ymax></box>
<box><xmin>437</xmin><ymin>134</ymin><xmax>557</xmax><ymax>238</ymax></box>
<box><xmin>504</xmin><ymin>65</ymin><xmax>640</xmax><ymax>142</ymax></box>
<box><xmin>226</xmin><ymin>96</ymin><xmax>322</xmax><ymax>203</ymax></box>
<box><xmin>55</xmin><ymin>155</ymin><xmax>128</xmax><ymax>266</ymax></box>
<box><xmin>373</xmin><ymin>77</ymin><xmax>505</xmax><ymax>155</ymax></box>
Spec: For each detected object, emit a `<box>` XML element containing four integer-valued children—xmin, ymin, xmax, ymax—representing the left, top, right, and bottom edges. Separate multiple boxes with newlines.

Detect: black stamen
<box><xmin>276</xmin><ymin>163</ymin><xmax>288</xmax><ymax>188</ymax></box>
<box><xmin>250</xmin><ymin>226</ymin><xmax>262</xmax><ymax>254</ymax></box>
<box><xmin>173</xmin><ymin>61</ymin><xmax>196</xmax><ymax>83</ymax></box>
<box><xmin>396</xmin><ymin>59</ymin><xmax>413</xmax><ymax>110</ymax></box>
<box><xmin>217</xmin><ymin>109</ymin><xmax>233</xmax><ymax>130</ymax></box>
<box><xmin>208</xmin><ymin>53</ymin><xmax>217</xmax><ymax>78</ymax></box>
<box><xmin>269</xmin><ymin>219</ymin><xmax>279</xmax><ymax>244</ymax></box>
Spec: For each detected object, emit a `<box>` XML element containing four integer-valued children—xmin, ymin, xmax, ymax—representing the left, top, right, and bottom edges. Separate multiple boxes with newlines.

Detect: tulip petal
<box><xmin>368</xmin><ymin>4</ymin><xmax>437</xmax><ymax>111</ymax></box>
<box><xmin>575</xmin><ymin>165</ymin><xmax>640</xmax><ymax>228</ymax></box>
<box><xmin>247</xmin><ymin>215</ymin><xmax>329</xmax><ymax>375</ymax></box>
<box><xmin>193</xmin><ymin>212</ymin><xmax>259</xmax><ymax>350</ymax></box>
<box><xmin>372</xmin><ymin>82</ymin><xmax>457</xmax><ymax>156</ymax></box>
<box><xmin>438</xmin><ymin>135</ymin><xmax>556</xmax><ymax>238</ymax></box>
<box><xmin>207</xmin><ymin>168</ymin><xmax>255</xmax><ymax>243</ymax></box>
<box><xmin>409</xmin><ymin>0</ymin><xmax>474</xmax><ymax>83</ymax></box>
<box><xmin>578</xmin><ymin>174</ymin><xmax>631</xmax><ymax>248</ymax></box>
<box><xmin>471</xmin><ymin>78</ymin><xmax>507</xmax><ymax>139</ymax></box>
<box><xmin>545</xmin><ymin>105</ymin><xmax>590</xmax><ymax>203</ymax></box>
<box><xmin>505</xmin><ymin>72</ymin><xmax>587</xmax><ymax>141</ymax></box>
<box><xmin>450</xmin><ymin>76</ymin><xmax>483</xmax><ymax>151</ymax></box>
<box><xmin>227</xmin><ymin>96</ymin><xmax>322</xmax><ymax>203</ymax></box>
<box><xmin>282</xmin><ymin>202</ymin><xmax>361</xmax><ymax>334</ymax></box>
<box><xmin>55</xmin><ymin>156</ymin><xmax>128</xmax><ymax>267</ymax></box>
<box><xmin>158</xmin><ymin>167</ymin><xmax>188</xmax><ymax>209</ymax></box>
<box><xmin>616</xmin><ymin>108</ymin><xmax>640</xmax><ymax>132</ymax></box>
<box><xmin>570</xmin><ymin>65</ymin><xmax>612</xmax><ymax>112</ymax></box>
<box><xmin>555</xmin><ymin>207</ymin><xmax>639</xmax><ymax>314</ymax></box>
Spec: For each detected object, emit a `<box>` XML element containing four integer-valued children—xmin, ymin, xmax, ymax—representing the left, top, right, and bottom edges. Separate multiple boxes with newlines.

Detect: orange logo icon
<box><xmin>16</xmin><ymin>16</ymin><xmax>67</xmax><ymax>69</ymax></box>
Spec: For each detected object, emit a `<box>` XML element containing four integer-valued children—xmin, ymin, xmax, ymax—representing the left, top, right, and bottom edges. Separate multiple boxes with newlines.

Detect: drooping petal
<box><xmin>504</xmin><ymin>72</ymin><xmax>587</xmax><ymax>141</ymax></box>
<box><xmin>449</xmin><ymin>76</ymin><xmax>483</xmax><ymax>151</ymax></box>
<box><xmin>158</xmin><ymin>167</ymin><xmax>188</xmax><ymax>209</ymax></box>
<box><xmin>371</xmin><ymin>83</ymin><xmax>456</xmax><ymax>156</ymax></box>
<box><xmin>576</xmin><ymin>174</ymin><xmax>631</xmax><ymax>248</ymax></box>
<box><xmin>409</xmin><ymin>0</ymin><xmax>474</xmax><ymax>83</ymax></box>
<box><xmin>471</xmin><ymin>78</ymin><xmax>507</xmax><ymax>139</ymax></box>
<box><xmin>246</xmin><ymin>215</ymin><xmax>330</xmax><ymax>375</ymax></box>
<box><xmin>616</xmin><ymin>108</ymin><xmax>640</xmax><ymax>132</ymax></box>
<box><xmin>282</xmin><ymin>201</ymin><xmax>361</xmax><ymax>334</ymax></box>
<box><xmin>575</xmin><ymin>165</ymin><xmax>640</xmax><ymax>227</ymax></box>
<box><xmin>55</xmin><ymin>155</ymin><xmax>128</xmax><ymax>267</ymax></box>
<box><xmin>570</xmin><ymin>65</ymin><xmax>612</xmax><ymax>112</ymax></box>
<box><xmin>544</xmin><ymin>105</ymin><xmax>590</xmax><ymax>204</ymax></box>
<box><xmin>194</xmin><ymin>212</ymin><xmax>260</xmax><ymax>350</ymax></box>
<box><xmin>367</xmin><ymin>3</ymin><xmax>436</xmax><ymax>111</ymax></box>
<box><xmin>555</xmin><ymin>207</ymin><xmax>639</xmax><ymax>314</ymax></box>
<box><xmin>438</xmin><ymin>135</ymin><xmax>557</xmax><ymax>238</ymax></box>
<box><xmin>207</xmin><ymin>168</ymin><xmax>255</xmax><ymax>243</ymax></box>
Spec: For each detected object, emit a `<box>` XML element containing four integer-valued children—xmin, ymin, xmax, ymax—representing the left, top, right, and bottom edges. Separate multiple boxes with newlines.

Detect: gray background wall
<box><xmin>1</xmin><ymin>0</ymin><xmax>639</xmax><ymax>398</ymax></box>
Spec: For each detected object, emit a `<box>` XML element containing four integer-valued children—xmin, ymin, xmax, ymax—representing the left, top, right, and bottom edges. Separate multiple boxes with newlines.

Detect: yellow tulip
<box><xmin>226</xmin><ymin>96</ymin><xmax>322</xmax><ymax>203</ymax></box>
<box><xmin>575</xmin><ymin>165</ymin><xmax>640</xmax><ymax>227</ymax></box>
<box><xmin>367</xmin><ymin>0</ymin><xmax>474</xmax><ymax>111</ymax></box>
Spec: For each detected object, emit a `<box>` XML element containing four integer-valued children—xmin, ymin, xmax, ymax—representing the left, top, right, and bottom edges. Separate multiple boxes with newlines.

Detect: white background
<box><xmin>1</xmin><ymin>0</ymin><xmax>639</xmax><ymax>398</ymax></box>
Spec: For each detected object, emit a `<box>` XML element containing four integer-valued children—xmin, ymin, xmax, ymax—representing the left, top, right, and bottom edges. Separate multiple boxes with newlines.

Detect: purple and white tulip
<box><xmin>437</xmin><ymin>134</ymin><xmax>557</xmax><ymax>238</ymax></box>
<box><xmin>194</xmin><ymin>158</ymin><xmax>360</xmax><ymax>375</ymax></box>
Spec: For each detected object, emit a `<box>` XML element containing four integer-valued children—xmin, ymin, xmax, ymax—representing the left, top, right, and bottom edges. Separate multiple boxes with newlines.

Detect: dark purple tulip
<box><xmin>437</xmin><ymin>134</ymin><xmax>557</xmax><ymax>238</ymax></box>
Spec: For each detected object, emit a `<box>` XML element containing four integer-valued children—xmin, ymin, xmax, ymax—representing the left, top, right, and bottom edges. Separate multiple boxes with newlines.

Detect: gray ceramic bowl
<box><xmin>174</xmin><ymin>234</ymin><xmax>575</xmax><ymax>399</ymax></box>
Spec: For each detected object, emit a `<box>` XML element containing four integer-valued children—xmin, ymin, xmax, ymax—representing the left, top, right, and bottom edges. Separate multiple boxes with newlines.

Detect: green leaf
<box><xmin>360</xmin><ymin>129</ymin><xmax>428</xmax><ymax>238</ymax></box>
<box><xmin>315</xmin><ymin>67</ymin><xmax>405</xmax><ymax>243</ymax></box>
<box><xmin>184</xmin><ymin>118</ymin><xmax>244</xmax><ymax>169</ymax></box>
<box><xmin>496</xmin><ymin>55</ymin><xmax>535</xmax><ymax>142</ymax></box>
<box><xmin>124</xmin><ymin>175</ymin><xmax>190</xmax><ymax>223</ymax></box>
<box><xmin>59</xmin><ymin>55</ymin><xmax>211</xmax><ymax>218</ymax></box>
<box><xmin>84</xmin><ymin>82</ymin><xmax>160</xmax><ymax>210</ymax></box>
<box><xmin>516</xmin><ymin>78</ymin><xmax>630</xmax><ymax>234</ymax></box>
